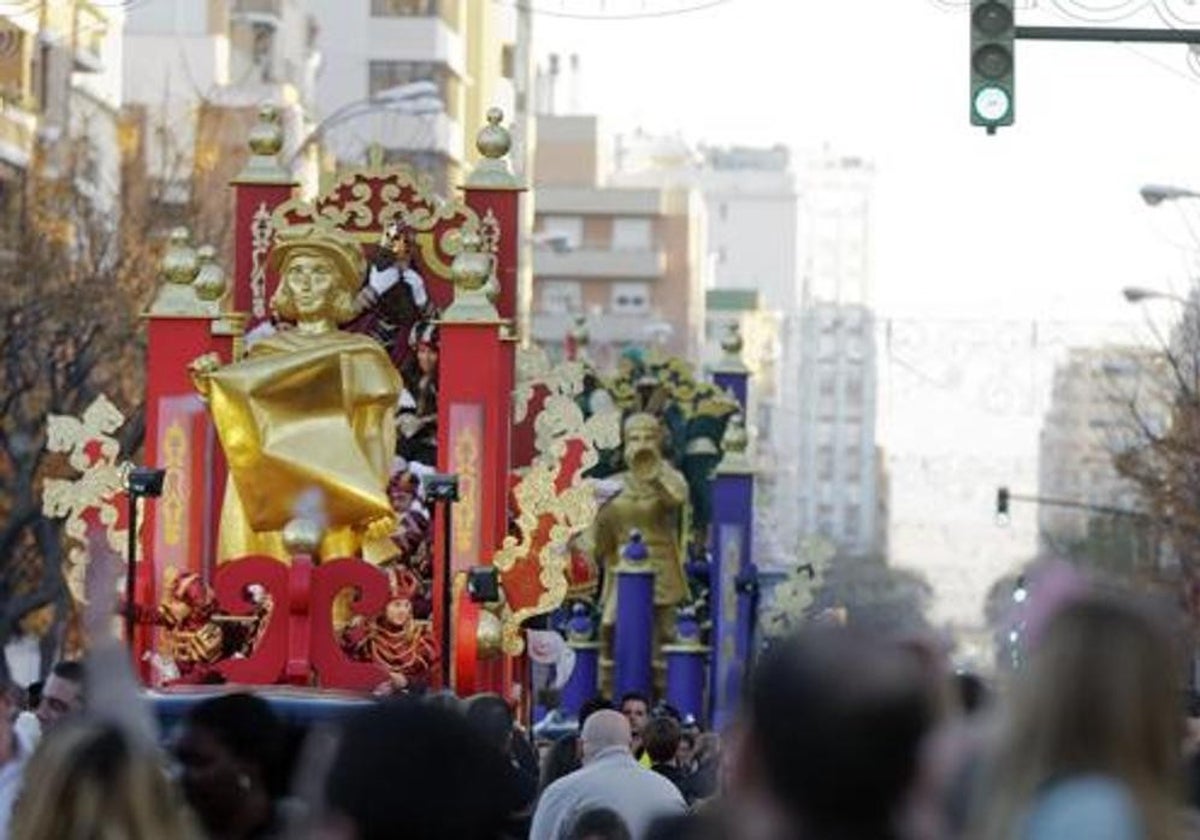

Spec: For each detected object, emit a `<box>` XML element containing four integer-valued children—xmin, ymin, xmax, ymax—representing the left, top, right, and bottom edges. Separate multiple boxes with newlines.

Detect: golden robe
<box><xmin>593</xmin><ymin>466</ymin><xmax>690</xmax><ymax>626</ymax></box>
<box><xmin>208</xmin><ymin>330</ymin><xmax>402</xmax><ymax>562</ymax></box>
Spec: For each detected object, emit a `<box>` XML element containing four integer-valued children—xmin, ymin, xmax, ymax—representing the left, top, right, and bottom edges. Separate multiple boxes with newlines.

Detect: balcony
<box><xmin>532</xmin><ymin>311</ymin><xmax>673</xmax><ymax>346</ymax></box>
<box><xmin>0</xmin><ymin>102</ymin><xmax>37</xmax><ymax>168</ymax></box>
<box><xmin>536</xmin><ymin>186</ymin><xmax>664</xmax><ymax>216</ymax></box>
<box><xmin>365</xmin><ymin>15</ymin><xmax>465</xmax><ymax>78</ymax></box>
<box><xmin>533</xmin><ymin>247</ymin><xmax>665</xmax><ymax>280</ymax></box>
<box><xmin>72</xmin><ymin>1</ymin><xmax>107</xmax><ymax>73</ymax></box>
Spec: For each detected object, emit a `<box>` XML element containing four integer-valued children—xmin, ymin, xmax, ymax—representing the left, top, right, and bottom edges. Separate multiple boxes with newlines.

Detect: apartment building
<box><xmin>1037</xmin><ymin>346</ymin><xmax>1163</xmax><ymax>557</ymax></box>
<box><xmin>122</xmin><ymin>0</ymin><xmax>317</xmax><ymax>202</ymax></box>
<box><xmin>530</xmin><ymin>113</ymin><xmax>708</xmax><ymax>364</ymax></box>
<box><xmin>0</xmin><ymin>0</ymin><xmax>125</xmax><ymax>233</ymax></box>
<box><xmin>309</xmin><ymin>0</ymin><xmax>525</xmax><ymax>193</ymax></box>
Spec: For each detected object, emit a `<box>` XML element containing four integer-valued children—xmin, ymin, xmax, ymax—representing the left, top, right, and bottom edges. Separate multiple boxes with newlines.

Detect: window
<box><xmin>845</xmin><ymin>376</ymin><xmax>863</xmax><ymax>402</ymax></box>
<box><xmin>611</xmin><ymin>282</ymin><xmax>650</xmax><ymax>314</ymax></box>
<box><xmin>540</xmin><ymin>215</ymin><xmax>583</xmax><ymax>250</ymax></box>
<box><xmin>612</xmin><ymin>217</ymin><xmax>652</xmax><ymax>251</ymax></box>
<box><xmin>367</xmin><ymin>60</ymin><xmax>448</xmax><ymax>103</ymax></box>
<box><xmin>817</xmin><ymin>445</ymin><xmax>833</xmax><ymax>481</ymax></box>
<box><xmin>371</xmin><ymin>0</ymin><xmax>438</xmax><ymax>15</ymax></box>
<box><xmin>540</xmin><ymin>281</ymin><xmax>582</xmax><ymax>315</ymax></box>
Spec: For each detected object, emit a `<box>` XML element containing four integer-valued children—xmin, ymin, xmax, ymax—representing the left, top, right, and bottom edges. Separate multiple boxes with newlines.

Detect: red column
<box><xmin>435</xmin><ymin>110</ymin><xmax>525</xmax><ymax>695</ymax></box>
<box><xmin>140</xmin><ymin>310</ymin><xmax>239</xmax><ymax>682</ymax></box>
<box><xmin>229</xmin><ymin>104</ymin><xmax>298</xmax><ymax>331</ymax></box>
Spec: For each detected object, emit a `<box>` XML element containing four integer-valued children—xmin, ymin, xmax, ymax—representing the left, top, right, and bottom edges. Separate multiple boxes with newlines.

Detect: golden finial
<box><xmin>248</xmin><ymin>103</ymin><xmax>283</xmax><ymax>157</ymax></box>
<box><xmin>150</xmin><ymin>228</ymin><xmax>205</xmax><ymax>315</ymax></box>
<box><xmin>718</xmin><ymin>413</ymin><xmax>753</xmax><ymax>473</ymax></box>
<box><xmin>161</xmin><ymin>227</ymin><xmax>198</xmax><ymax>286</ymax></box>
<box><xmin>443</xmin><ymin>226</ymin><xmax>501</xmax><ymax>322</ymax></box>
<box><xmin>192</xmin><ymin>245</ymin><xmax>227</xmax><ymax>311</ymax></box>
<box><xmin>281</xmin><ymin>517</ymin><xmax>323</xmax><ymax>557</ymax></box>
<box><xmin>476</xmin><ymin>610</ymin><xmax>504</xmax><ymax>659</ymax></box>
<box><xmin>723</xmin><ymin>413</ymin><xmax>749</xmax><ymax>454</ymax></box>
<box><xmin>477</xmin><ymin>107</ymin><xmax>511</xmax><ymax>159</ymax></box>
<box><xmin>465</xmin><ymin>107</ymin><xmax>520</xmax><ymax>189</ymax></box>
<box><xmin>711</xmin><ymin>321</ymin><xmax>748</xmax><ymax>374</ymax></box>
<box><xmin>236</xmin><ymin>102</ymin><xmax>293</xmax><ymax>184</ymax></box>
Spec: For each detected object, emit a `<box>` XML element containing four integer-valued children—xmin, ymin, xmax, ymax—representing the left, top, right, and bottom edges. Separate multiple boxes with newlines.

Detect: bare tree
<box><xmin>0</xmin><ymin>105</ymin><xmax>231</xmax><ymax>678</ymax></box>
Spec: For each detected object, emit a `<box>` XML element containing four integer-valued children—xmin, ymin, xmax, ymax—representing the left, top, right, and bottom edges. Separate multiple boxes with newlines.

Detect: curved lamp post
<box><xmin>1140</xmin><ymin>183</ymin><xmax>1200</xmax><ymax>207</ymax></box>
<box><xmin>290</xmin><ymin>80</ymin><xmax>444</xmax><ymax>164</ymax></box>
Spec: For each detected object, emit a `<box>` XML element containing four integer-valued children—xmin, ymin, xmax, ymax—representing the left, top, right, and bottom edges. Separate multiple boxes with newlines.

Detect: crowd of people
<box><xmin>1</xmin><ymin>568</ymin><xmax>1200</xmax><ymax>839</ymax></box>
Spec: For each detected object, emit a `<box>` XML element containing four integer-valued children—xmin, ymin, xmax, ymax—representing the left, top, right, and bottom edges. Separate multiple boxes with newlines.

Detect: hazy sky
<box><xmin>531</xmin><ymin>0</ymin><xmax>1200</xmax><ymax>635</ymax></box>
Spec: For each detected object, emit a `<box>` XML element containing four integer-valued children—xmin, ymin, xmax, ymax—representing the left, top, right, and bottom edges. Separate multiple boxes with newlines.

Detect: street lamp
<box><xmin>1140</xmin><ymin>183</ymin><xmax>1200</xmax><ymax>207</ymax></box>
<box><xmin>290</xmin><ymin>81</ymin><xmax>445</xmax><ymax>165</ymax></box>
<box><xmin>1122</xmin><ymin>286</ymin><xmax>1190</xmax><ymax>306</ymax></box>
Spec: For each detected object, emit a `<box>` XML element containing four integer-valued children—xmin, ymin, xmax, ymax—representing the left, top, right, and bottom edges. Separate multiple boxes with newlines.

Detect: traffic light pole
<box><xmin>1015</xmin><ymin>26</ymin><xmax>1200</xmax><ymax>44</ymax></box>
<box><xmin>996</xmin><ymin>487</ymin><xmax>1150</xmax><ymax>521</ymax></box>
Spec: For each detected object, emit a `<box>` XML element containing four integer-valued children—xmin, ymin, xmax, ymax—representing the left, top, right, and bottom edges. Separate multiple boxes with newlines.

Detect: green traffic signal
<box><xmin>970</xmin><ymin>0</ymin><xmax>1015</xmax><ymax>129</ymax></box>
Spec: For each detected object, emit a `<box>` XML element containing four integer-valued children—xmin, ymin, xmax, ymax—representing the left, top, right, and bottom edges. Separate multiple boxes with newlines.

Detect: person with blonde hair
<box><xmin>10</xmin><ymin>719</ymin><xmax>197</xmax><ymax>840</ymax></box>
<box><xmin>970</xmin><ymin>595</ymin><xmax>1185</xmax><ymax>840</ymax></box>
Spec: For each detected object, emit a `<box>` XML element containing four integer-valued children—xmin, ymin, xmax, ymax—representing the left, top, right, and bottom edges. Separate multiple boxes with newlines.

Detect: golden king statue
<box><xmin>191</xmin><ymin>224</ymin><xmax>402</xmax><ymax>562</ymax></box>
<box><xmin>592</xmin><ymin>412</ymin><xmax>689</xmax><ymax>677</ymax></box>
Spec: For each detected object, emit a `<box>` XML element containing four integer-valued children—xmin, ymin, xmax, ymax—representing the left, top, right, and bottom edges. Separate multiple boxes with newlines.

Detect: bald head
<box><xmin>580</xmin><ymin>709</ymin><xmax>631</xmax><ymax>762</ymax></box>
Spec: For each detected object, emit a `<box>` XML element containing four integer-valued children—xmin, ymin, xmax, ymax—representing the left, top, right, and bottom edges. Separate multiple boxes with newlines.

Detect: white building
<box><xmin>793</xmin><ymin>301</ymin><xmax>881</xmax><ymax>557</ymax></box>
<box><xmin>793</xmin><ymin>151</ymin><xmax>882</xmax><ymax>558</ymax></box>
<box><xmin>1037</xmin><ymin>346</ymin><xmax>1162</xmax><ymax>556</ymax></box>
<box><xmin>307</xmin><ymin>0</ymin><xmax>522</xmax><ymax>194</ymax></box>
<box><xmin>613</xmin><ymin>135</ymin><xmax>800</xmax><ymax>312</ymax></box>
<box><xmin>610</xmin><ymin>134</ymin><xmax>800</xmax><ymax>545</ymax></box>
<box><xmin>0</xmin><ymin>1</ymin><xmax>125</xmax><ymax>220</ymax></box>
<box><xmin>123</xmin><ymin>0</ymin><xmax>318</xmax><ymax>199</ymax></box>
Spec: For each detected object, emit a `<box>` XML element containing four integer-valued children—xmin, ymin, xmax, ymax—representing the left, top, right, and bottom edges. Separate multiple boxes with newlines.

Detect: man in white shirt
<box><xmin>530</xmin><ymin>709</ymin><xmax>685</xmax><ymax>840</ymax></box>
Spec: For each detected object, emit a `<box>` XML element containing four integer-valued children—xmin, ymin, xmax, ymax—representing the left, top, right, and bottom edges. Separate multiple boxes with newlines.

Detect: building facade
<box><xmin>0</xmin><ymin>0</ymin><xmax>125</xmax><ymax>232</ymax></box>
<box><xmin>1037</xmin><ymin>346</ymin><xmax>1162</xmax><ymax>561</ymax></box>
<box><xmin>308</xmin><ymin>0</ymin><xmax>524</xmax><ymax>193</ymax></box>
<box><xmin>530</xmin><ymin>114</ymin><xmax>708</xmax><ymax>363</ymax></box>
<box><xmin>793</xmin><ymin>301</ymin><xmax>880</xmax><ymax>557</ymax></box>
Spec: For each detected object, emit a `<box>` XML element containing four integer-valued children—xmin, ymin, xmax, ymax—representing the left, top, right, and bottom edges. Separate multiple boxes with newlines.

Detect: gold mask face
<box><xmin>282</xmin><ymin>252</ymin><xmax>339</xmax><ymax>322</ymax></box>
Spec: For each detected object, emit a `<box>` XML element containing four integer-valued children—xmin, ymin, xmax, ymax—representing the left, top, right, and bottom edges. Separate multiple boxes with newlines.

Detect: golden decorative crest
<box><xmin>273</xmin><ymin>159</ymin><xmax>490</xmax><ymax>283</ymax></box>
<box><xmin>41</xmin><ymin>394</ymin><xmax>133</xmax><ymax>602</ymax></box>
<box><xmin>758</xmin><ymin>536</ymin><xmax>835</xmax><ymax>640</ymax></box>
<box><xmin>493</xmin><ymin>346</ymin><xmax>621</xmax><ymax>654</ymax></box>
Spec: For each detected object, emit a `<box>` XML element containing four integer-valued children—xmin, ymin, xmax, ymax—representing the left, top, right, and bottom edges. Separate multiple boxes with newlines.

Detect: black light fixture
<box><xmin>466</xmin><ymin>565</ymin><xmax>500</xmax><ymax>604</ymax></box>
<box><xmin>124</xmin><ymin>466</ymin><xmax>166</xmax><ymax>647</ymax></box>
<box><xmin>424</xmin><ymin>472</ymin><xmax>459</xmax><ymax>687</ymax></box>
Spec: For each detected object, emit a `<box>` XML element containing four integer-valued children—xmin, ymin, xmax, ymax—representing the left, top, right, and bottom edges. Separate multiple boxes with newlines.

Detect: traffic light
<box><xmin>996</xmin><ymin>486</ymin><xmax>1010</xmax><ymax>516</ymax></box>
<box><xmin>970</xmin><ymin>0</ymin><xmax>1015</xmax><ymax>130</ymax></box>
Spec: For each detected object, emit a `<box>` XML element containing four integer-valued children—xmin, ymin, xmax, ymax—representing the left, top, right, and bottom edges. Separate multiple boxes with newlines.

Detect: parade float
<box><xmin>42</xmin><ymin>106</ymin><xmax>765</xmax><ymax>725</ymax></box>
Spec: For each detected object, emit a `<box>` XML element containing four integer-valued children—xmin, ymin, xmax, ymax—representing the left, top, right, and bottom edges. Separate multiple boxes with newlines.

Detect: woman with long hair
<box><xmin>971</xmin><ymin>595</ymin><xmax>1184</xmax><ymax>840</ymax></box>
<box><xmin>11</xmin><ymin>720</ymin><xmax>196</xmax><ymax>840</ymax></box>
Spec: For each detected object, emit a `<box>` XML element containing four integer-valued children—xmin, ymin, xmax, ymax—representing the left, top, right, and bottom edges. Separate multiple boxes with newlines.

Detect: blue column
<box><xmin>561</xmin><ymin>642</ymin><xmax>600</xmax><ymax>717</ymax></box>
<box><xmin>708</xmin><ymin>325</ymin><xmax>754</xmax><ymax>729</ymax></box>
<box><xmin>663</xmin><ymin>611</ymin><xmax>707</xmax><ymax>721</ymax></box>
<box><xmin>614</xmin><ymin>532</ymin><xmax>655</xmax><ymax>699</ymax></box>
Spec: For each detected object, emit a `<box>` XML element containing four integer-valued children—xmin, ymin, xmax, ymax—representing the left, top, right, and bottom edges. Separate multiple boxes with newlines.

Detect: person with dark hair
<box><xmin>578</xmin><ymin>695</ymin><xmax>612</xmax><ymax>729</ymax></box>
<box><xmin>953</xmin><ymin>670</ymin><xmax>988</xmax><ymax>715</ymax></box>
<box><xmin>540</xmin><ymin>732</ymin><xmax>582</xmax><ymax>793</ymax></box>
<box><xmin>464</xmin><ymin>693</ymin><xmax>539</xmax><ymax>835</ymax></box>
<box><xmin>619</xmin><ymin>692</ymin><xmax>650</xmax><ymax>761</ymax></box>
<box><xmin>174</xmin><ymin>693</ymin><xmax>288</xmax><ymax>839</ymax></box>
<box><xmin>741</xmin><ymin>628</ymin><xmax>933</xmax><ymax>840</ymax></box>
<box><xmin>564</xmin><ymin>806</ymin><xmax>632</xmax><ymax>840</ymax></box>
<box><xmin>643</xmin><ymin>716</ymin><xmax>684</xmax><ymax>792</ymax></box>
<box><xmin>35</xmin><ymin>660</ymin><xmax>84</xmax><ymax>732</ymax></box>
<box><xmin>320</xmin><ymin>698</ymin><xmax>520</xmax><ymax>840</ymax></box>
